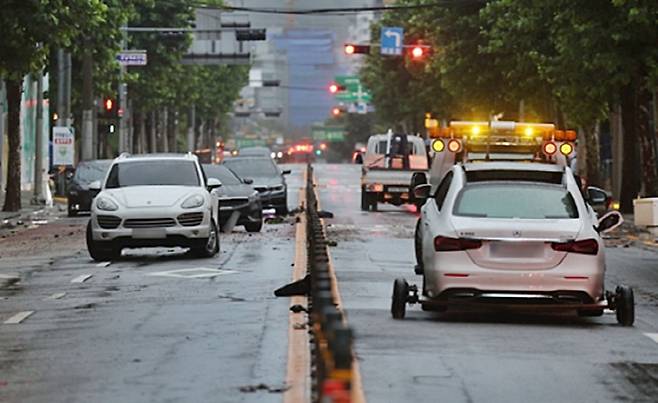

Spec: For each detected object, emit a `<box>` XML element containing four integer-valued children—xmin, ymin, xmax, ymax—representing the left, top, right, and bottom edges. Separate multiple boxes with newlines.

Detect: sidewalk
<box><xmin>0</xmin><ymin>190</ymin><xmax>60</xmax><ymax>222</ymax></box>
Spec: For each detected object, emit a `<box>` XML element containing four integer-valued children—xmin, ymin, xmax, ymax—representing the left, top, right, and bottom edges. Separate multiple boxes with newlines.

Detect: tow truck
<box><xmin>360</xmin><ymin>130</ymin><xmax>428</xmax><ymax>211</ymax></box>
<box><xmin>392</xmin><ymin>120</ymin><xmax>634</xmax><ymax>326</ymax></box>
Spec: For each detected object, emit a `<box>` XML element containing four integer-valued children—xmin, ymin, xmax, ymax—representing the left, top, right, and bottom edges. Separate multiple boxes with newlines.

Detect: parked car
<box><xmin>223</xmin><ymin>157</ymin><xmax>290</xmax><ymax>215</ymax></box>
<box><xmin>203</xmin><ymin>164</ymin><xmax>263</xmax><ymax>232</ymax></box>
<box><xmin>67</xmin><ymin>159</ymin><xmax>112</xmax><ymax>216</ymax></box>
<box><xmin>86</xmin><ymin>153</ymin><xmax>221</xmax><ymax>261</ymax></box>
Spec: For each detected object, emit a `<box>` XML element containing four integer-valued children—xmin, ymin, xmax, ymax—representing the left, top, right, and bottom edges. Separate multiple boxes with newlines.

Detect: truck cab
<box><xmin>360</xmin><ymin>131</ymin><xmax>428</xmax><ymax>211</ymax></box>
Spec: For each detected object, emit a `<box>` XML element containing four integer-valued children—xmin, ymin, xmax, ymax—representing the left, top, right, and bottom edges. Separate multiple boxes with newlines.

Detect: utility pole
<box><xmin>0</xmin><ymin>81</ymin><xmax>5</xmax><ymax>189</ymax></box>
<box><xmin>56</xmin><ymin>49</ymin><xmax>66</xmax><ymax>127</ymax></box>
<box><xmin>81</xmin><ymin>48</ymin><xmax>94</xmax><ymax>161</ymax></box>
<box><xmin>33</xmin><ymin>71</ymin><xmax>44</xmax><ymax>204</ymax></box>
<box><xmin>119</xmin><ymin>24</ymin><xmax>129</xmax><ymax>153</ymax></box>
<box><xmin>64</xmin><ymin>52</ymin><xmax>72</xmax><ymax>128</ymax></box>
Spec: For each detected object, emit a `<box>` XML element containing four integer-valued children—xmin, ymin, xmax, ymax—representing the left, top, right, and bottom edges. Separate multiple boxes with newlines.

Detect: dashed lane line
<box><xmin>644</xmin><ymin>333</ymin><xmax>658</xmax><ymax>344</ymax></box>
<box><xmin>71</xmin><ymin>274</ymin><xmax>93</xmax><ymax>283</ymax></box>
<box><xmin>4</xmin><ymin>311</ymin><xmax>35</xmax><ymax>324</ymax></box>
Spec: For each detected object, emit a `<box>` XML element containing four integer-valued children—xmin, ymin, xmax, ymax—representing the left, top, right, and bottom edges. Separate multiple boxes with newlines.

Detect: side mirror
<box><xmin>413</xmin><ymin>184</ymin><xmax>432</xmax><ymax>201</ymax></box>
<box><xmin>89</xmin><ymin>180</ymin><xmax>102</xmax><ymax>191</ymax></box>
<box><xmin>587</xmin><ymin>186</ymin><xmax>608</xmax><ymax>205</ymax></box>
<box><xmin>354</xmin><ymin>153</ymin><xmax>363</xmax><ymax>164</ymax></box>
<box><xmin>596</xmin><ymin>211</ymin><xmax>623</xmax><ymax>233</ymax></box>
<box><xmin>282</xmin><ymin>169</ymin><xmax>291</xmax><ymax>175</ymax></box>
<box><xmin>243</xmin><ymin>178</ymin><xmax>254</xmax><ymax>185</ymax></box>
<box><xmin>207</xmin><ymin>177</ymin><xmax>222</xmax><ymax>190</ymax></box>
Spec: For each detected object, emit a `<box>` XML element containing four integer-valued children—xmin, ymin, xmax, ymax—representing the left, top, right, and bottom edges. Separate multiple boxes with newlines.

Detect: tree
<box><xmin>0</xmin><ymin>1</ymin><xmax>106</xmax><ymax>211</ymax></box>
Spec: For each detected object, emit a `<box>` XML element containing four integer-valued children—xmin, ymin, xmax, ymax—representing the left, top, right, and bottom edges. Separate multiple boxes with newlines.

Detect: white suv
<box><xmin>86</xmin><ymin>153</ymin><xmax>221</xmax><ymax>261</ymax></box>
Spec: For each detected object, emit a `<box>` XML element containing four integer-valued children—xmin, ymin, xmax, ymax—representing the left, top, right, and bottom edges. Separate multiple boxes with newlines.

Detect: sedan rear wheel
<box><xmin>615</xmin><ymin>285</ymin><xmax>635</xmax><ymax>326</ymax></box>
<box><xmin>391</xmin><ymin>278</ymin><xmax>409</xmax><ymax>319</ymax></box>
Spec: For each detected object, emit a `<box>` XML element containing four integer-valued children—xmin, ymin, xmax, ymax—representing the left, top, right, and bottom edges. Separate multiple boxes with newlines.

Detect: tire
<box><xmin>391</xmin><ymin>278</ymin><xmax>409</xmax><ymax>319</ymax></box>
<box><xmin>360</xmin><ymin>187</ymin><xmax>368</xmax><ymax>211</ymax></box>
<box><xmin>275</xmin><ymin>204</ymin><xmax>288</xmax><ymax>216</ymax></box>
<box><xmin>369</xmin><ymin>194</ymin><xmax>378</xmax><ymax>211</ymax></box>
<box><xmin>615</xmin><ymin>285</ymin><xmax>635</xmax><ymax>326</ymax></box>
<box><xmin>414</xmin><ymin>219</ymin><xmax>423</xmax><ymax>273</ymax></box>
<box><xmin>245</xmin><ymin>210</ymin><xmax>263</xmax><ymax>233</ymax></box>
<box><xmin>86</xmin><ymin>221</ymin><xmax>119</xmax><ymax>261</ymax></box>
<box><xmin>577</xmin><ymin>309</ymin><xmax>604</xmax><ymax>317</ymax></box>
<box><xmin>192</xmin><ymin>218</ymin><xmax>220</xmax><ymax>258</ymax></box>
<box><xmin>67</xmin><ymin>203</ymin><xmax>77</xmax><ymax>217</ymax></box>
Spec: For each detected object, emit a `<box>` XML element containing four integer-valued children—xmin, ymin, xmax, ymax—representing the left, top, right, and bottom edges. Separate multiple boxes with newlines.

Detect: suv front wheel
<box><xmin>192</xmin><ymin>218</ymin><xmax>219</xmax><ymax>258</ymax></box>
<box><xmin>86</xmin><ymin>221</ymin><xmax>120</xmax><ymax>261</ymax></box>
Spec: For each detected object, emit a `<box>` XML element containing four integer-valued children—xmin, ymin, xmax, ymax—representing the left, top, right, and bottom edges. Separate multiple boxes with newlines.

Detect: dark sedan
<box><xmin>67</xmin><ymin>159</ymin><xmax>112</xmax><ymax>216</ymax></box>
<box><xmin>222</xmin><ymin>157</ymin><xmax>290</xmax><ymax>215</ymax></box>
<box><xmin>203</xmin><ymin>164</ymin><xmax>263</xmax><ymax>232</ymax></box>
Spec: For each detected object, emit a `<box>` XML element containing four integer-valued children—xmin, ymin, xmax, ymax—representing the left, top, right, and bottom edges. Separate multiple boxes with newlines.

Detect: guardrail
<box><xmin>305</xmin><ymin>164</ymin><xmax>355</xmax><ymax>403</ymax></box>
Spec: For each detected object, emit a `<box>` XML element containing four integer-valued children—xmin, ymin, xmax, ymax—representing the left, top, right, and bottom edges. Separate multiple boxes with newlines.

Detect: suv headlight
<box><xmin>270</xmin><ymin>185</ymin><xmax>285</xmax><ymax>192</ymax></box>
<box><xmin>182</xmin><ymin>194</ymin><xmax>205</xmax><ymax>209</ymax></box>
<box><xmin>96</xmin><ymin>197</ymin><xmax>118</xmax><ymax>211</ymax></box>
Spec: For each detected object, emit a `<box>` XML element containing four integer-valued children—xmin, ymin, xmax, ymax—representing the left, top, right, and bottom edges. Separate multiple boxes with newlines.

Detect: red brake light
<box><xmin>551</xmin><ymin>239</ymin><xmax>599</xmax><ymax>255</ymax></box>
<box><xmin>434</xmin><ymin>236</ymin><xmax>482</xmax><ymax>252</ymax></box>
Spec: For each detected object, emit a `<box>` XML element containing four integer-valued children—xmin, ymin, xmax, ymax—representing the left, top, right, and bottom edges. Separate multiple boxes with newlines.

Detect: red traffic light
<box><xmin>104</xmin><ymin>98</ymin><xmax>114</xmax><ymax>111</ymax></box>
<box><xmin>329</xmin><ymin>83</ymin><xmax>346</xmax><ymax>94</ymax></box>
<box><xmin>344</xmin><ymin>43</ymin><xmax>370</xmax><ymax>55</ymax></box>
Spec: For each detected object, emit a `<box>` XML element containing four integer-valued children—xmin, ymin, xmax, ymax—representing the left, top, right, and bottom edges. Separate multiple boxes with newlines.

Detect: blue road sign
<box><xmin>380</xmin><ymin>27</ymin><xmax>404</xmax><ymax>56</ymax></box>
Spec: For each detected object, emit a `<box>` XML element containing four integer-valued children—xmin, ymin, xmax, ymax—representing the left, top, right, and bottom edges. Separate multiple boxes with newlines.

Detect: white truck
<box><xmin>360</xmin><ymin>131</ymin><xmax>429</xmax><ymax>211</ymax></box>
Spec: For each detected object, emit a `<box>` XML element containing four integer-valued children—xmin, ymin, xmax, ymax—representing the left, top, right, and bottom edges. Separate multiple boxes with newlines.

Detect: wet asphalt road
<box><xmin>315</xmin><ymin>163</ymin><xmax>658</xmax><ymax>403</ymax></box>
<box><xmin>0</xmin><ymin>164</ymin><xmax>304</xmax><ymax>403</ymax></box>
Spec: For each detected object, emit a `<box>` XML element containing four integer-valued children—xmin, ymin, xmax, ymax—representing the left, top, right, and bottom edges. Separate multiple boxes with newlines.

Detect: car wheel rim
<box><xmin>207</xmin><ymin>224</ymin><xmax>217</xmax><ymax>251</ymax></box>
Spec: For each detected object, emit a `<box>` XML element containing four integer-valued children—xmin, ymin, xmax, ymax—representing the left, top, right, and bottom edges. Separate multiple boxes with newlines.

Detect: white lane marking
<box><xmin>96</xmin><ymin>261</ymin><xmax>111</xmax><ymax>268</ymax></box>
<box><xmin>147</xmin><ymin>267</ymin><xmax>236</xmax><ymax>279</ymax></box>
<box><xmin>4</xmin><ymin>311</ymin><xmax>35</xmax><ymax>324</ymax></box>
<box><xmin>71</xmin><ymin>274</ymin><xmax>93</xmax><ymax>283</ymax></box>
<box><xmin>644</xmin><ymin>333</ymin><xmax>658</xmax><ymax>344</ymax></box>
<box><xmin>46</xmin><ymin>292</ymin><xmax>67</xmax><ymax>300</ymax></box>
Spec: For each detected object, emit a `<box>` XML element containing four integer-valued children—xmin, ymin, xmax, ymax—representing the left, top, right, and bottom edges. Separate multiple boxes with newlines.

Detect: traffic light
<box><xmin>408</xmin><ymin>44</ymin><xmax>431</xmax><ymax>61</ymax></box>
<box><xmin>329</xmin><ymin>83</ymin><xmax>346</xmax><ymax>94</ymax></box>
<box><xmin>344</xmin><ymin>43</ymin><xmax>370</xmax><ymax>55</ymax></box>
<box><xmin>236</xmin><ymin>29</ymin><xmax>267</xmax><ymax>41</ymax></box>
<box><xmin>101</xmin><ymin>97</ymin><xmax>117</xmax><ymax>118</ymax></box>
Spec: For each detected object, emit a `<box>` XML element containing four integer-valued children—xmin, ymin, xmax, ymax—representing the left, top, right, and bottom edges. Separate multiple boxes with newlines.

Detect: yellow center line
<box><xmin>284</xmin><ymin>169</ymin><xmax>311</xmax><ymax>403</ymax></box>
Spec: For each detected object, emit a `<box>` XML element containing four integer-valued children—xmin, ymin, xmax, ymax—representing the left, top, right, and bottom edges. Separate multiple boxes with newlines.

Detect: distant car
<box><xmin>67</xmin><ymin>159</ymin><xmax>112</xmax><ymax>217</ymax></box>
<box><xmin>86</xmin><ymin>153</ymin><xmax>221</xmax><ymax>261</ymax></box>
<box><xmin>223</xmin><ymin>157</ymin><xmax>290</xmax><ymax>215</ymax></box>
<box><xmin>237</xmin><ymin>146</ymin><xmax>272</xmax><ymax>158</ymax></box>
<box><xmin>203</xmin><ymin>164</ymin><xmax>263</xmax><ymax>232</ymax></box>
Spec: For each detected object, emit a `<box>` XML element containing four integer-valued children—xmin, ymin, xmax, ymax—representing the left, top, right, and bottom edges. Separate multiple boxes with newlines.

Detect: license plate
<box><xmin>132</xmin><ymin>228</ymin><xmax>166</xmax><ymax>239</ymax></box>
<box><xmin>490</xmin><ymin>242</ymin><xmax>543</xmax><ymax>258</ymax></box>
<box><xmin>387</xmin><ymin>186</ymin><xmax>408</xmax><ymax>193</ymax></box>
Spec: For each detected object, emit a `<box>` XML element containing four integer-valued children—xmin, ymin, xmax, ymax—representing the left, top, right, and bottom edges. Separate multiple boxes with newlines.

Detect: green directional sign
<box><xmin>311</xmin><ymin>126</ymin><xmax>346</xmax><ymax>142</ymax></box>
<box><xmin>236</xmin><ymin>138</ymin><xmax>266</xmax><ymax>148</ymax></box>
<box><xmin>333</xmin><ymin>75</ymin><xmax>372</xmax><ymax>103</ymax></box>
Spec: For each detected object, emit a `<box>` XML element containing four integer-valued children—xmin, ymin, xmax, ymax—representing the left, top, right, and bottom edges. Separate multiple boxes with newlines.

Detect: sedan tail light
<box><xmin>550</xmin><ymin>239</ymin><xmax>599</xmax><ymax>255</ymax></box>
<box><xmin>434</xmin><ymin>236</ymin><xmax>482</xmax><ymax>252</ymax></box>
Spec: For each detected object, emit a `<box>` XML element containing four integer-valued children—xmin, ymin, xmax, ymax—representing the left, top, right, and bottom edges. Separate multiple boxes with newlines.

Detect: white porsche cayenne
<box><xmin>406</xmin><ymin>162</ymin><xmax>631</xmax><ymax>323</ymax></box>
<box><xmin>86</xmin><ymin>153</ymin><xmax>221</xmax><ymax>261</ymax></box>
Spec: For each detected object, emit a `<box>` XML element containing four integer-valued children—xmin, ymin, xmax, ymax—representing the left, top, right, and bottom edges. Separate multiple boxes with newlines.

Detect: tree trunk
<box><xmin>637</xmin><ymin>85</ymin><xmax>658</xmax><ymax>196</ymax></box>
<box><xmin>150</xmin><ymin>111</ymin><xmax>157</xmax><ymax>153</ymax></box>
<box><xmin>619</xmin><ymin>84</ymin><xmax>642</xmax><ymax>213</ymax></box>
<box><xmin>581</xmin><ymin>122</ymin><xmax>602</xmax><ymax>187</ymax></box>
<box><xmin>162</xmin><ymin>107</ymin><xmax>169</xmax><ymax>153</ymax></box>
<box><xmin>3</xmin><ymin>79</ymin><xmax>22</xmax><ymax>212</ymax></box>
